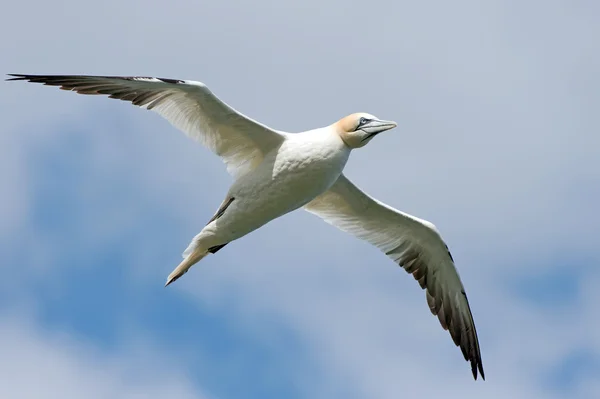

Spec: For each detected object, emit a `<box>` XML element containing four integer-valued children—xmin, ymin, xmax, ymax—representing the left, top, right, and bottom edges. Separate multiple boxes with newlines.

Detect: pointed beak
<box><xmin>361</xmin><ymin>119</ymin><xmax>397</xmax><ymax>140</ymax></box>
<box><xmin>372</xmin><ymin>119</ymin><xmax>397</xmax><ymax>131</ymax></box>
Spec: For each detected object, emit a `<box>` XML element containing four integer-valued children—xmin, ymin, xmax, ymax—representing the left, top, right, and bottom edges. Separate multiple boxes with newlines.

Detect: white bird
<box><xmin>8</xmin><ymin>73</ymin><xmax>485</xmax><ymax>380</ymax></box>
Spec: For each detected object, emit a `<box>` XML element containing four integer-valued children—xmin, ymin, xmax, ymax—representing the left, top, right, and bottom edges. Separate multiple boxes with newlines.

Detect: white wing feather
<box><xmin>8</xmin><ymin>74</ymin><xmax>285</xmax><ymax>178</ymax></box>
<box><xmin>304</xmin><ymin>174</ymin><xmax>484</xmax><ymax>380</ymax></box>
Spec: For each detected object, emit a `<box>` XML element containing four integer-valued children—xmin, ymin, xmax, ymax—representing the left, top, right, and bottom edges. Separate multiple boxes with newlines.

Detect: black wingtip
<box><xmin>471</xmin><ymin>360</ymin><xmax>485</xmax><ymax>381</ymax></box>
<box><xmin>6</xmin><ymin>74</ymin><xmax>29</xmax><ymax>81</ymax></box>
<box><xmin>6</xmin><ymin>73</ymin><xmax>60</xmax><ymax>82</ymax></box>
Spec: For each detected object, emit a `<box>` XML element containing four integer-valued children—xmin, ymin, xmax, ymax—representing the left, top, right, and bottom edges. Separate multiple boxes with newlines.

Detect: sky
<box><xmin>1</xmin><ymin>0</ymin><xmax>599</xmax><ymax>397</ymax></box>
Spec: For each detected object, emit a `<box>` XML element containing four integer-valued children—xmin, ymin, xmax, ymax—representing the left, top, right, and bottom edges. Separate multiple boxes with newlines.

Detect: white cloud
<box><xmin>0</xmin><ymin>312</ymin><xmax>209</xmax><ymax>399</ymax></box>
<box><xmin>176</xmin><ymin>231</ymin><xmax>595</xmax><ymax>398</ymax></box>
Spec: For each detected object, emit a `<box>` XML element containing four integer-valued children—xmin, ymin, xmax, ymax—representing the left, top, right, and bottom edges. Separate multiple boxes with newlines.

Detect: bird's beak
<box><xmin>361</xmin><ymin>119</ymin><xmax>397</xmax><ymax>140</ymax></box>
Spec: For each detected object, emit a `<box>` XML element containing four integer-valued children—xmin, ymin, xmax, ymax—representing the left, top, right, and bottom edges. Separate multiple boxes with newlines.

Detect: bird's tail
<box><xmin>165</xmin><ymin>247</ymin><xmax>208</xmax><ymax>287</ymax></box>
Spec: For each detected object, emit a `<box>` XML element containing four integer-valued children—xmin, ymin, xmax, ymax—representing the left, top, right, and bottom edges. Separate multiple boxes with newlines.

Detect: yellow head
<box><xmin>333</xmin><ymin>112</ymin><xmax>397</xmax><ymax>148</ymax></box>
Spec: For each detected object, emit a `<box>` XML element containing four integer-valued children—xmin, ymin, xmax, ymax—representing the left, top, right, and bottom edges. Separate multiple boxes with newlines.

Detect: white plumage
<box><xmin>9</xmin><ymin>73</ymin><xmax>484</xmax><ymax>380</ymax></box>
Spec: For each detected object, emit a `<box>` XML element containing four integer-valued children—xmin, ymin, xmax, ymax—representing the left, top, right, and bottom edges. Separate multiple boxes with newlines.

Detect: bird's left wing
<box><xmin>7</xmin><ymin>74</ymin><xmax>285</xmax><ymax>178</ymax></box>
<box><xmin>304</xmin><ymin>174</ymin><xmax>485</xmax><ymax>380</ymax></box>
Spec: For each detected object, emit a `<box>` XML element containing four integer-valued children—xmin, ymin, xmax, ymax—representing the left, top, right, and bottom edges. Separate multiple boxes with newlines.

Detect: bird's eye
<box><xmin>360</xmin><ymin>117</ymin><xmax>368</xmax><ymax>125</ymax></box>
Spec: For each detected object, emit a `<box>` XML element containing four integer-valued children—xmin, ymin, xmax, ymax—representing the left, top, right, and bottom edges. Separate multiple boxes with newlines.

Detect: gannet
<box><xmin>8</xmin><ymin>73</ymin><xmax>485</xmax><ymax>380</ymax></box>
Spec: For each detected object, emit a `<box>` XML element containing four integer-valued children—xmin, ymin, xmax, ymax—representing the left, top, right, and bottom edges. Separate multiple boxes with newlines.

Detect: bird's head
<box><xmin>333</xmin><ymin>112</ymin><xmax>397</xmax><ymax>148</ymax></box>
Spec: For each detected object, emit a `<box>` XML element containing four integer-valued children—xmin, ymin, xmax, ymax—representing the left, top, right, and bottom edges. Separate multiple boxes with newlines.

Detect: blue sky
<box><xmin>1</xmin><ymin>0</ymin><xmax>599</xmax><ymax>398</ymax></box>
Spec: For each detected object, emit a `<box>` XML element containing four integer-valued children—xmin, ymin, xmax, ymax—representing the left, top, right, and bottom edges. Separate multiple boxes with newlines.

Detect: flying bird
<box><xmin>8</xmin><ymin>73</ymin><xmax>485</xmax><ymax>380</ymax></box>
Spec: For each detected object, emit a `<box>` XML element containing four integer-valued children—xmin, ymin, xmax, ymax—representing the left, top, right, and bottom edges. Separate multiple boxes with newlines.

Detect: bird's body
<box><xmin>8</xmin><ymin>73</ymin><xmax>485</xmax><ymax>380</ymax></box>
<box><xmin>188</xmin><ymin>127</ymin><xmax>351</xmax><ymax>261</ymax></box>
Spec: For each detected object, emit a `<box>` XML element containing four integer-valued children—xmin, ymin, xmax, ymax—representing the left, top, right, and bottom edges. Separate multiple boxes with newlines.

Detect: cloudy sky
<box><xmin>2</xmin><ymin>0</ymin><xmax>599</xmax><ymax>397</ymax></box>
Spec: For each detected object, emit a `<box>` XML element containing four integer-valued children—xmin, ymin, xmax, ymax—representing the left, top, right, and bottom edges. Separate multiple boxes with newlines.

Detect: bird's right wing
<box><xmin>304</xmin><ymin>174</ymin><xmax>484</xmax><ymax>380</ymax></box>
<box><xmin>8</xmin><ymin>74</ymin><xmax>286</xmax><ymax>178</ymax></box>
